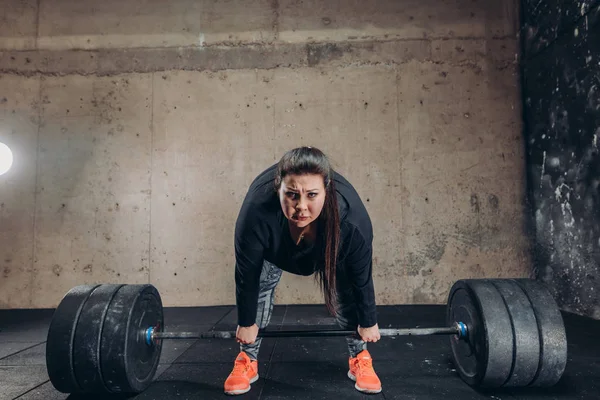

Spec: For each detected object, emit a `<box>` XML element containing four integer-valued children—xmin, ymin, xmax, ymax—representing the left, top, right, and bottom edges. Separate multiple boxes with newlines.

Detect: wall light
<box><xmin>0</xmin><ymin>142</ymin><xmax>13</xmax><ymax>176</ymax></box>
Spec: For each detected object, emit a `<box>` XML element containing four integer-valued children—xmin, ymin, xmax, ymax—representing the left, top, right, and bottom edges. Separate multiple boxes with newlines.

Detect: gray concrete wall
<box><xmin>0</xmin><ymin>0</ymin><xmax>531</xmax><ymax>309</ymax></box>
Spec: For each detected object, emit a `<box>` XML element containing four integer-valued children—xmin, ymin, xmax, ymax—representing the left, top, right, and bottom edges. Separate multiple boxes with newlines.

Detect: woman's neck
<box><xmin>289</xmin><ymin>221</ymin><xmax>317</xmax><ymax>246</ymax></box>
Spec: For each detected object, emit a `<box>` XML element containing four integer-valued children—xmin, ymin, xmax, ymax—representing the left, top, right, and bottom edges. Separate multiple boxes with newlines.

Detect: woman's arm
<box><xmin>342</xmin><ymin>225</ymin><xmax>378</xmax><ymax>328</ymax></box>
<box><xmin>234</xmin><ymin>206</ymin><xmax>268</xmax><ymax>327</ymax></box>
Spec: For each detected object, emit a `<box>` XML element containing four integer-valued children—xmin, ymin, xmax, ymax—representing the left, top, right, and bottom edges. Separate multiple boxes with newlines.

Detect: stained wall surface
<box><xmin>0</xmin><ymin>0</ymin><xmax>530</xmax><ymax>309</ymax></box>
<box><xmin>521</xmin><ymin>0</ymin><xmax>600</xmax><ymax>319</ymax></box>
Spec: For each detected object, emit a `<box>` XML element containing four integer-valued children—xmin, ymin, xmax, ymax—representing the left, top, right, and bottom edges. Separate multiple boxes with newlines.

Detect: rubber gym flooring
<box><xmin>1</xmin><ymin>304</ymin><xmax>598</xmax><ymax>400</ymax></box>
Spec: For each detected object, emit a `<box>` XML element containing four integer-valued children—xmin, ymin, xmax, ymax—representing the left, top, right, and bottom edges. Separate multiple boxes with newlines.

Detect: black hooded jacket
<box><xmin>234</xmin><ymin>163</ymin><xmax>377</xmax><ymax>328</ymax></box>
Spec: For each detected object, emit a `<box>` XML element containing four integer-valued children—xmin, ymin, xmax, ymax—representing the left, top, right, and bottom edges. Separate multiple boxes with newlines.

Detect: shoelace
<box><xmin>231</xmin><ymin>360</ymin><xmax>250</xmax><ymax>375</ymax></box>
<box><xmin>354</xmin><ymin>358</ymin><xmax>376</xmax><ymax>376</ymax></box>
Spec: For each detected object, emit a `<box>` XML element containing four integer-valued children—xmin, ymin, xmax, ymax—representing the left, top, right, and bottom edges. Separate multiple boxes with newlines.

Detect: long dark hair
<box><xmin>274</xmin><ymin>146</ymin><xmax>341</xmax><ymax>315</ymax></box>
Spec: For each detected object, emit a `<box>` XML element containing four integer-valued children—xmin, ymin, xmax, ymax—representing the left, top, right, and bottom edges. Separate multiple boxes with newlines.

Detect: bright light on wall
<box><xmin>0</xmin><ymin>142</ymin><xmax>13</xmax><ymax>176</ymax></box>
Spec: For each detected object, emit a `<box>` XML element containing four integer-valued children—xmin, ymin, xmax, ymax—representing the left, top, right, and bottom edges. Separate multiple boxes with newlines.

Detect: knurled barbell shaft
<box><xmin>148</xmin><ymin>323</ymin><xmax>466</xmax><ymax>343</ymax></box>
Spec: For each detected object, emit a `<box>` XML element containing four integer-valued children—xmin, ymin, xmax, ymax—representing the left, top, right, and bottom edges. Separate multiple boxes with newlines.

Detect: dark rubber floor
<box><xmin>1</xmin><ymin>304</ymin><xmax>598</xmax><ymax>399</ymax></box>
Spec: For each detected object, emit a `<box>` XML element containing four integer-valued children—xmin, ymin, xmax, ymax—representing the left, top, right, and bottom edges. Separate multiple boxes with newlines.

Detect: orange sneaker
<box><xmin>347</xmin><ymin>349</ymin><xmax>382</xmax><ymax>394</ymax></box>
<box><xmin>224</xmin><ymin>352</ymin><xmax>259</xmax><ymax>395</ymax></box>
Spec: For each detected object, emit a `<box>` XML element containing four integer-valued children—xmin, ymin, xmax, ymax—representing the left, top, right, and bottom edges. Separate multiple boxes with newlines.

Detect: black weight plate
<box><xmin>447</xmin><ymin>279</ymin><xmax>514</xmax><ymax>388</ymax></box>
<box><xmin>46</xmin><ymin>284</ymin><xmax>100</xmax><ymax>393</ymax></box>
<box><xmin>513</xmin><ymin>279</ymin><xmax>567</xmax><ymax>387</ymax></box>
<box><xmin>489</xmin><ymin>279</ymin><xmax>540</xmax><ymax>387</ymax></box>
<box><xmin>72</xmin><ymin>284</ymin><xmax>124</xmax><ymax>392</ymax></box>
<box><xmin>446</xmin><ymin>281</ymin><xmax>481</xmax><ymax>386</ymax></box>
<box><xmin>101</xmin><ymin>284</ymin><xmax>163</xmax><ymax>393</ymax></box>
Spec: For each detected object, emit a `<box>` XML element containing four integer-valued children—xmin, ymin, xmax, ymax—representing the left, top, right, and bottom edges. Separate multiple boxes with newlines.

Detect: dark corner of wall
<box><xmin>519</xmin><ymin>0</ymin><xmax>600</xmax><ymax>319</ymax></box>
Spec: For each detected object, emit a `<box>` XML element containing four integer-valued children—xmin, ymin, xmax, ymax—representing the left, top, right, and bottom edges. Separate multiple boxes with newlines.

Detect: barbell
<box><xmin>45</xmin><ymin>278</ymin><xmax>567</xmax><ymax>395</ymax></box>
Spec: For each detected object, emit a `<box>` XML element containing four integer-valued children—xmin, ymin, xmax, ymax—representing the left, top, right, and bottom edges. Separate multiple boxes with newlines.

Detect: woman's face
<box><xmin>278</xmin><ymin>173</ymin><xmax>326</xmax><ymax>228</ymax></box>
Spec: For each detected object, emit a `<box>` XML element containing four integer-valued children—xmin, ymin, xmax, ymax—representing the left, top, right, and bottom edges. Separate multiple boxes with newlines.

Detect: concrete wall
<box><xmin>0</xmin><ymin>0</ymin><xmax>531</xmax><ymax>309</ymax></box>
<box><xmin>521</xmin><ymin>0</ymin><xmax>600</xmax><ymax>319</ymax></box>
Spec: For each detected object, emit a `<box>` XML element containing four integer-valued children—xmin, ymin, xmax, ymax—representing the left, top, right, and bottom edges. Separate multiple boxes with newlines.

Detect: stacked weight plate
<box><xmin>46</xmin><ymin>284</ymin><xmax>164</xmax><ymax>394</ymax></box>
<box><xmin>446</xmin><ymin>278</ymin><xmax>568</xmax><ymax>389</ymax></box>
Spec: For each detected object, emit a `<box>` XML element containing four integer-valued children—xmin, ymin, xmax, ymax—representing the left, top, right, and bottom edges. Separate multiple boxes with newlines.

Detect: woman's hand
<box><xmin>236</xmin><ymin>324</ymin><xmax>259</xmax><ymax>344</ymax></box>
<box><xmin>358</xmin><ymin>323</ymin><xmax>381</xmax><ymax>342</ymax></box>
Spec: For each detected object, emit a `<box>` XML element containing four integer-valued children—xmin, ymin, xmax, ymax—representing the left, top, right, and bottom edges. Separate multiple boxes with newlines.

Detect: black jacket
<box><xmin>234</xmin><ymin>163</ymin><xmax>377</xmax><ymax>328</ymax></box>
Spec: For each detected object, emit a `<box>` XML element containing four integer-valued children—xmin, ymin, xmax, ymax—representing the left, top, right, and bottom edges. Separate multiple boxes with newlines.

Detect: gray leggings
<box><xmin>241</xmin><ymin>260</ymin><xmax>367</xmax><ymax>360</ymax></box>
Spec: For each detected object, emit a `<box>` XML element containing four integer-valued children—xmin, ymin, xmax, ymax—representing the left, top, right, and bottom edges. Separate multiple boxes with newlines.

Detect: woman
<box><xmin>225</xmin><ymin>146</ymin><xmax>381</xmax><ymax>395</ymax></box>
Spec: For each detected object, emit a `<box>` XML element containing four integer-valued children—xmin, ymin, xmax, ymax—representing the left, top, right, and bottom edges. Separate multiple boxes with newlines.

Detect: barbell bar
<box><xmin>45</xmin><ymin>278</ymin><xmax>568</xmax><ymax>395</ymax></box>
<box><xmin>145</xmin><ymin>323</ymin><xmax>467</xmax><ymax>343</ymax></box>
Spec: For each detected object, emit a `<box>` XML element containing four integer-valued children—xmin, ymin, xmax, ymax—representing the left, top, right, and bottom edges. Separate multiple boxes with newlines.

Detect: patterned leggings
<box><xmin>241</xmin><ymin>260</ymin><xmax>367</xmax><ymax>360</ymax></box>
